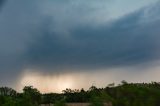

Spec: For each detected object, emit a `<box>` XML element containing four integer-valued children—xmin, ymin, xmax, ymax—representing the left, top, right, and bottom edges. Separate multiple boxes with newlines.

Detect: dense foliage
<box><xmin>1</xmin><ymin>81</ymin><xmax>160</xmax><ymax>106</ymax></box>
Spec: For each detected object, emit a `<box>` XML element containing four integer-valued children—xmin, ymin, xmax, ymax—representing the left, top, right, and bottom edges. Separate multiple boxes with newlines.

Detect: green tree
<box><xmin>1</xmin><ymin>97</ymin><xmax>16</xmax><ymax>106</ymax></box>
<box><xmin>23</xmin><ymin>86</ymin><xmax>41</xmax><ymax>106</ymax></box>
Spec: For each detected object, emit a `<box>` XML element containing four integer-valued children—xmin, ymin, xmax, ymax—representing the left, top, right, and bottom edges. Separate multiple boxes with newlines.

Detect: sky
<box><xmin>0</xmin><ymin>0</ymin><xmax>160</xmax><ymax>93</ymax></box>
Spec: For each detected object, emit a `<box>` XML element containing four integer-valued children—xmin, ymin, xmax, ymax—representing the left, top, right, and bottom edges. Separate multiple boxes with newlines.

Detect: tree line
<box><xmin>1</xmin><ymin>81</ymin><xmax>160</xmax><ymax>106</ymax></box>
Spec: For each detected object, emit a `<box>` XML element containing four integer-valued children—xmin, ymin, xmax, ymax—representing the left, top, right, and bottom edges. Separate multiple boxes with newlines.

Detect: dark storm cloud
<box><xmin>0</xmin><ymin>0</ymin><xmax>160</xmax><ymax>86</ymax></box>
<box><xmin>0</xmin><ymin>0</ymin><xmax>5</xmax><ymax>6</ymax></box>
<box><xmin>25</xmin><ymin>4</ymin><xmax>160</xmax><ymax>70</ymax></box>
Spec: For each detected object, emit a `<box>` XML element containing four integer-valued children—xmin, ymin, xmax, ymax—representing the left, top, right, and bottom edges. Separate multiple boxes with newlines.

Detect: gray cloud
<box><xmin>25</xmin><ymin>3</ymin><xmax>160</xmax><ymax>70</ymax></box>
<box><xmin>0</xmin><ymin>0</ymin><xmax>160</xmax><ymax>87</ymax></box>
<box><xmin>0</xmin><ymin>0</ymin><xmax>5</xmax><ymax>7</ymax></box>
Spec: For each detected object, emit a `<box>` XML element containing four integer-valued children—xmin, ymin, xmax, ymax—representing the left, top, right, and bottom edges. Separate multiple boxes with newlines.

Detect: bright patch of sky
<box><xmin>41</xmin><ymin>0</ymin><xmax>157</xmax><ymax>22</ymax></box>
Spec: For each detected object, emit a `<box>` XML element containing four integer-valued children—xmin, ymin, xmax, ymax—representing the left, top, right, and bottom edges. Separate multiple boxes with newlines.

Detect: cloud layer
<box><xmin>0</xmin><ymin>0</ymin><xmax>160</xmax><ymax>90</ymax></box>
<box><xmin>24</xmin><ymin>0</ymin><xmax>160</xmax><ymax>70</ymax></box>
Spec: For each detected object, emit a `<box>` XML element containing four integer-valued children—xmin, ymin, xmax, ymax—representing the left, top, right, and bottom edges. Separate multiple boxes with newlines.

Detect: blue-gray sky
<box><xmin>0</xmin><ymin>0</ymin><xmax>160</xmax><ymax>92</ymax></box>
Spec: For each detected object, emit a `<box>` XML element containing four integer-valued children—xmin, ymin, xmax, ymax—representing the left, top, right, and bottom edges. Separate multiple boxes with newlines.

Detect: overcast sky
<box><xmin>0</xmin><ymin>0</ymin><xmax>160</xmax><ymax>93</ymax></box>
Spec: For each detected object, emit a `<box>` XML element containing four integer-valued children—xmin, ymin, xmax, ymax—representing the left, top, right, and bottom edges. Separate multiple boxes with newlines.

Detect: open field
<box><xmin>41</xmin><ymin>103</ymin><xmax>112</xmax><ymax>106</ymax></box>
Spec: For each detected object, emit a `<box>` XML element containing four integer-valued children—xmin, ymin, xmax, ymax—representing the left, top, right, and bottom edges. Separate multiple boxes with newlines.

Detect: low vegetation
<box><xmin>1</xmin><ymin>81</ymin><xmax>160</xmax><ymax>106</ymax></box>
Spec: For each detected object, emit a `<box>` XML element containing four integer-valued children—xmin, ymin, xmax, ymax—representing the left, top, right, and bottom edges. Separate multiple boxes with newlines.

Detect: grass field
<box><xmin>40</xmin><ymin>103</ymin><xmax>112</xmax><ymax>106</ymax></box>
